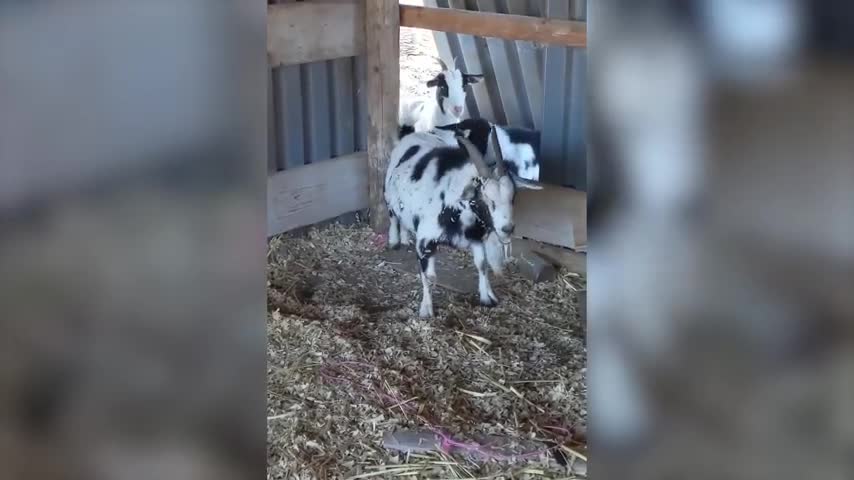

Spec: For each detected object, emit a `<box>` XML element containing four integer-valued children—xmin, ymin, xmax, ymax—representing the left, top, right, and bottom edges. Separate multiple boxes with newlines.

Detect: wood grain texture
<box><xmin>514</xmin><ymin>184</ymin><xmax>586</xmax><ymax>250</ymax></box>
<box><xmin>366</xmin><ymin>0</ymin><xmax>400</xmax><ymax>233</ymax></box>
<box><xmin>268</xmin><ymin>1</ymin><xmax>364</xmax><ymax>67</ymax></box>
<box><xmin>267</xmin><ymin>152</ymin><xmax>368</xmax><ymax>236</ymax></box>
<box><xmin>400</xmin><ymin>5</ymin><xmax>586</xmax><ymax>47</ymax></box>
<box><xmin>512</xmin><ymin>238</ymin><xmax>587</xmax><ymax>275</ymax></box>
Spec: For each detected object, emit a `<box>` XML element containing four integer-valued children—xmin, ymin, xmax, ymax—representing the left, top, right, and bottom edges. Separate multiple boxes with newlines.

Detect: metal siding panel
<box><xmin>568</xmin><ymin>0</ymin><xmax>587</xmax><ymax>189</ymax></box>
<box><xmin>353</xmin><ymin>55</ymin><xmax>368</xmax><ymax>151</ymax></box>
<box><xmin>275</xmin><ymin>64</ymin><xmax>305</xmax><ymax>169</ymax></box>
<box><xmin>302</xmin><ymin>62</ymin><xmax>332</xmax><ymax>163</ymax></box>
<box><xmin>506</xmin><ymin>0</ymin><xmax>544</xmax><ymax>130</ymax></box>
<box><xmin>478</xmin><ymin>0</ymin><xmax>525</xmax><ymax>126</ymax></box>
<box><xmin>268</xmin><ymin>64</ymin><xmax>277</xmax><ymax>174</ymax></box>
<box><xmin>467</xmin><ymin>34</ymin><xmax>506</xmax><ymax>124</ymax></box>
<box><xmin>566</xmin><ymin>49</ymin><xmax>586</xmax><ymax>190</ymax></box>
<box><xmin>541</xmin><ymin>0</ymin><xmax>569</xmax><ymax>186</ymax></box>
<box><xmin>331</xmin><ymin>57</ymin><xmax>355</xmax><ymax>157</ymax></box>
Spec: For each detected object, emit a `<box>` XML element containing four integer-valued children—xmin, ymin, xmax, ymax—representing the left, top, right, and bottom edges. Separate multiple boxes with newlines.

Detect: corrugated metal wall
<box><xmin>425</xmin><ymin>0</ymin><xmax>587</xmax><ymax>190</ymax></box>
<box><xmin>268</xmin><ymin>0</ymin><xmax>586</xmax><ymax>189</ymax></box>
<box><xmin>267</xmin><ymin>0</ymin><xmax>368</xmax><ymax>175</ymax></box>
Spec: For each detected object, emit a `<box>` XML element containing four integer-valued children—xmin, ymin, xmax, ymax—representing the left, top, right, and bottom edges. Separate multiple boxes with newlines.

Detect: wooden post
<box><xmin>365</xmin><ymin>0</ymin><xmax>400</xmax><ymax>233</ymax></box>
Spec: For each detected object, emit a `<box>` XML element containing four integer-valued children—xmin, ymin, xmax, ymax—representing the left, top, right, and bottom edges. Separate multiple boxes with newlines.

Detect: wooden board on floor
<box><xmin>268</xmin><ymin>0</ymin><xmax>365</xmax><ymax>67</ymax></box>
<box><xmin>267</xmin><ymin>152</ymin><xmax>368</xmax><ymax>237</ymax></box>
<box><xmin>381</xmin><ymin>247</ymin><xmax>505</xmax><ymax>295</ymax></box>
<box><xmin>511</xmin><ymin>238</ymin><xmax>586</xmax><ymax>275</ymax></box>
<box><xmin>514</xmin><ymin>183</ymin><xmax>586</xmax><ymax>250</ymax></box>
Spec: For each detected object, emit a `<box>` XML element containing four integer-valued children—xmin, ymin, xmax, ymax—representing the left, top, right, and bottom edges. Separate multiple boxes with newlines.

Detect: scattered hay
<box><xmin>267</xmin><ymin>223</ymin><xmax>586</xmax><ymax>479</ymax></box>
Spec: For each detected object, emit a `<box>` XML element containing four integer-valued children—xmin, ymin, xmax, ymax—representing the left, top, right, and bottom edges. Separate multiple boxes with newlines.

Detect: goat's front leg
<box><xmin>472</xmin><ymin>243</ymin><xmax>498</xmax><ymax>307</ymax></box>
<box><xmin>416</xmin><ymin>240</ymin><xmax>437</xmax><ymax>317</ymax></box>
<box><xmin>399</xmin><ymin>226</ymin><xmax>412</xmax><ymax>247</ymax></box>
<box><xmin>388</xmin><ymin>211</ymin><xmax>401</xmax><ymax>249</ymax></box>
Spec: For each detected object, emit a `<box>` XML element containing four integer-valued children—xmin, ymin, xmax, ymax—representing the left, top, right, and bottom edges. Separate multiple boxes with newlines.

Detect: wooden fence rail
<box><xmin>400</xmin><ymin>4</ymin><xmax>587</xmax><ymax>47</ymax></box>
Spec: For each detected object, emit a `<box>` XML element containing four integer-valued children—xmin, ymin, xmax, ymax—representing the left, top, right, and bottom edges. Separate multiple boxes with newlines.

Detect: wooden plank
<box><xmin>382</xmin><ymin>247</ymin><xmax>506</xmax><ymax>295</ymax></box>
<box><xmin>511</xmin><ymin>238</ymin><xmax>587</xmax><ymax>275</ymax></box>
<box><xmin>267</xmin><ymin>152</ymin><xmax>369</xmax><ymax>236</ymax></box>
<box><xmin>516</xmin><ymin>250</ymin><xmax>558</xmax><ymax>283</ymax></box>
<box><xmin>514</xmin><ymin>183</ymin><xmax>586</xmax><ymax>250</ymax></box>
<box><xmin>399</xmin><ymin>4</ymin><xmax>587</xmax><ymax>47</ymax></box>
<box><xmin>268</xmin><ymin>1</ymin><xmax>365</xmax><ymax>67</ymax></box>
<box><xmin>366</xmin><ymin>0</ymin><xmax>400</xmax><ymax>233</ymax></box>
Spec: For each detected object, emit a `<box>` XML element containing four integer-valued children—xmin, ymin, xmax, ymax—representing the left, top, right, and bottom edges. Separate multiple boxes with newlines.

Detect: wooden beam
<box><xmin>267</xmin><ymin>152</ymin><xmax>368</xmax><ymax>236</ymax></box>
<box><xmin>512</xmin><ymin>238</ymin><xmax>587</xmax><ymax>275</ymax></box>
<box><xmin>365</xmin><ymin>0</ymin><xmax>400</xmax><ymax>233</ymax></box>
<box><xmin>400</xmin><ymin>5</ymin><xmax>586</xmax><ymax>47</ymax></box>
<box><xmin>514</xmin><ymin>184</ymin><xmax>586</xmax><ymax>250</ymax></box>
<box><xmin>267</xmin><ymin>1</ymin><xmax>364</xmax><ymax>67</ymax></box>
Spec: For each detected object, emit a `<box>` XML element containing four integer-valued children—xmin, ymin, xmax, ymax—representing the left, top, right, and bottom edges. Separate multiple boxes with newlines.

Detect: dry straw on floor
<box><xmin>267</xmin><ymin>223</ymin><xmax>586</xmax><ymax>479</ymax></box>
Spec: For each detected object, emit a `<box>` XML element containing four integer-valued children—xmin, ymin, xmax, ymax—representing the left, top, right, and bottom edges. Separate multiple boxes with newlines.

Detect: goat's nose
<box><xmin>453</xmin><ymin>106</ymin><xmax>463</xmax><ymax>115</ymax></box>
<box><xmin>501</xmin><ymin>224</ymin><xmax>515</xmax><ymax>235</ymax></box>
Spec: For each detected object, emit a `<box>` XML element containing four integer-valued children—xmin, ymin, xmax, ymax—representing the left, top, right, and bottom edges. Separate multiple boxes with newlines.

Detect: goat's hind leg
<box><xmin>416</xmin><ymin>240</ymin><xmax>437</xmax><ymax>317</ymax></box>
<box><xmin>473</xmin><ymin>243</ymin><xmax>499</xmax><ymax>307</ymax></box>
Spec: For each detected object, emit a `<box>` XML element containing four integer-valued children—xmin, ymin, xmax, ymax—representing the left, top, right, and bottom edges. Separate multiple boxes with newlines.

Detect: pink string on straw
<box><xmin>319</xmin><ymin>359</ymin><xmax>563</xmax><ymax>462</ymax></box>
<box><xmin>431</xmin><ymin>427</ymin><xmax>553</xmax><ymax>461</ymax></box>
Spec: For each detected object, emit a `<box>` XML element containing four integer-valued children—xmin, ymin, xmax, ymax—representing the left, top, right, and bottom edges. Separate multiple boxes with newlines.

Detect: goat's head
<box><xmin>440</xmin><ymin>120</ymin><xmax>542</xmax><ymax>190</ymax></box>
<box><xmin>457</xmin><ymin>129</ymin><xmax>542</xmax><ymax>244</ymax></box>
<box><xmin>426</xmin><ymin>56</ymin><xmax>483</xmax><ymax>118</ymax></box>
<box><xmin>436</xmin><ymin>118</ymin><xmax>492</xmax><ymax>154</ymax></box>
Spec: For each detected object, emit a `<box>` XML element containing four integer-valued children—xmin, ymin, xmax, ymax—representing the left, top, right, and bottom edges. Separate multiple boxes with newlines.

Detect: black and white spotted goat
<box><xmin>435</xmin><ymin>118</ymin><xmax>541</xmax><ymax>181</ymax></box>
<box><xmin>398</xmin><ymin>56</ymin><xmax>483</xmax><ymax>139</ymax></box>
<box><xmin>384</xmin><ymin>127</ymin><xmax>542</xmax><ymax>317</ymax></box>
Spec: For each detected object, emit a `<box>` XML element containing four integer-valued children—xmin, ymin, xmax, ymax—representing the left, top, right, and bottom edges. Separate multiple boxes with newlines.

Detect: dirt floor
<box><xmin>267</xmin><ymin>223</ymin><xmax>587</xmax><ymax>479</ymax></box>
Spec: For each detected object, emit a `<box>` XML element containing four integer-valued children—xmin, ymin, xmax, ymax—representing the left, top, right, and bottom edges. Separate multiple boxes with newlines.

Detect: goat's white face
<box><xmin>427</xmin><ymin>69</ymin><xmax>483</xmax><ymax>119</ymax></box>
<box><xmin>480</xmin><ymin>175</ymin><xmax>516</xmax><ymax>243</ymax></box>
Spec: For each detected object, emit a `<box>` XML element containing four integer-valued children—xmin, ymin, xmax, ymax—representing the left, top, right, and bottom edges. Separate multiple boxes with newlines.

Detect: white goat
<box><xmin>398</xmin><ymin>57</ymin><xmax>483</xmax><ymax>139</ymax></box>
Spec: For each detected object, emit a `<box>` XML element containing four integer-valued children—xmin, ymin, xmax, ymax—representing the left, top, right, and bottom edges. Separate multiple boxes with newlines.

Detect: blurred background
<box><xmin>589</xmin><ymin>1</ymin><xmax>854</xmax><ymax>479</ymax></box>
<box><xmin>0</xmin><ymin>1</ymin><xmax>266</xmax><ymax>479</ymax></box>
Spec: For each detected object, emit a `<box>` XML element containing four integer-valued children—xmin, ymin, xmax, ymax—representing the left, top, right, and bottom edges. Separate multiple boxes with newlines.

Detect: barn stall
<box><xmin>266</xmin><ymin>1</ymin><xmax>587</xmax><ymax>478</ymax></box>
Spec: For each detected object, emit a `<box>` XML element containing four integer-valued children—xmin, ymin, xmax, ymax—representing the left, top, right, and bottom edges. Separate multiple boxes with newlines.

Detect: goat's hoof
<box><xmin>390</xmin><ymin>243</ymin><xmax>401</xmax><ymax>250</ymax></box>
<box><xmin>419</xmin><ymin>303</ymin><xmax>434</xmax><ymax>318</ymax></box>
<box><xmin>479</xmin><ymin>297</ymin><xmax>498</xmax><ymax>308</ymax></box>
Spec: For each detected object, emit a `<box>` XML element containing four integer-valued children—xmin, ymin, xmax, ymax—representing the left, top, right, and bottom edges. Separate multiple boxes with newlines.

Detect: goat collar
<box><xmin>467</xmin><ymin>183</ymin><xmax>494</xmax><ymax>234</ymax></box>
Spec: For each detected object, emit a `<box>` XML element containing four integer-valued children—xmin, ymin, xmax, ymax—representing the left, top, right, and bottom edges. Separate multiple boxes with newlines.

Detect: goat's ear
<box><xmin>426</xmin><ymin>73</ymin><xmax>444</xmax><ymax>88</ymax></box>
<box><xmin>463</xmin><ymin>74</ymin><xmax>484</xmax><ymax>85</ymax></box>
